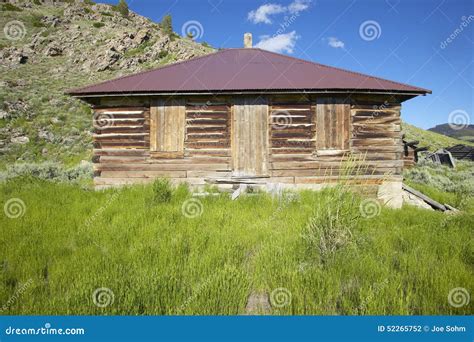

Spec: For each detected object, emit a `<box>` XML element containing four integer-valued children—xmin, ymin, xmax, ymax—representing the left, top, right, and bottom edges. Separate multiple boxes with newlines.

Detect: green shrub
<box><xmin>0</xmin><ymin>162</ymin><xmax>93</xmax><ymax>183</ymax></box>
<box><xmin>92</xmin><ymin>22</ymin><xmax>105</xmax><ymax>28</ymax></box>
<box><xmin>100</xmin><ymin>11</ymin><xmax>112</xmax><ymax>16</ymax></box>
<box><xmin>170</xmin><ymin>32</ymin><xmax>179</xmax><ymax>41</ymax></box>
<box><xmin>152</xmin><ymin>178</ymin><xmax>172</xmax><ymax>203</ymax></box>
<box><xmin>404</xmin><ymin>160</ymin><xmax>474</xmax><ymax>196</ymax></box>
<box><xmin>40</xmin><ymin>29</ymin><xmax>53</xmax><ymax>37</ymax></box>
<box><xmin>403</xmin><ymin>160</ymin><xmax>474</xmax><ymax>210</ymax></box>
<box><xmin>30</xmin><ymin>15</ymin><xmax>47</xmax><ymax>28</ymax></box>
<box><xmin>2</xmin><ymin>3</ymin><xmax>22</xmax><ymax>11</ymax></box>
<box><xmin>158</xmin><ymin>50</ymin><xmax>168</xmax><ymax>59</ymax></box>
<box><xmin>201</xmin><ymin>42</ymin><xmax>211</xmax><ymax>48</ymax></box>
<box><xmin>113</xmin><ymin>0</ymin><xmax>129</xmax><ymax>17</ymax></box>
<box><xmin>123</xmin><ymin>39</ymin><xmax>153</xmax><ymax>57</ymax></box>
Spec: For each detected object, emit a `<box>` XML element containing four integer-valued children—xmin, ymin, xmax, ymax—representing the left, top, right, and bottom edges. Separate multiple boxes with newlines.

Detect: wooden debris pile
<box><xmin>446</xmin><ymin>144</ymin><xmax>474</xmax><ymax>161</ymax></box>
<box><xmin>402</xmin><ymin>135</ymin><xmax>428</xmax><ymax>168</ymax></box>
<box><xmin>422</xmin><ymin>149</ymin><xmax>456</xmax><ymax>168</ymax></box>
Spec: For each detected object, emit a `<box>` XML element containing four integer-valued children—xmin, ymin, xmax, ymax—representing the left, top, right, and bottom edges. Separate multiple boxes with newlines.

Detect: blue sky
<box><xmin>101</xmin><ymin>0</ymin><xmax>473</xmax><ymax>129</ymax></box>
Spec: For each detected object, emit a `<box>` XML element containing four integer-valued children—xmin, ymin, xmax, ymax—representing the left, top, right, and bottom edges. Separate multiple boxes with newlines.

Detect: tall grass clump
<box><xmin>152</xmin><ymin>178</ymin><xmax>172</xmax><ymax>203</ymax></box>
<box><xmin>302</xmin><ymin>187</ymin><xmax>360</xmax><ymax>265</ymax></box>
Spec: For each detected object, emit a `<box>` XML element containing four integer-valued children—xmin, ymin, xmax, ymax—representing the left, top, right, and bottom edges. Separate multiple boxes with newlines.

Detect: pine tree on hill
<box><xmin>161</xmin><ymin>14</ymin><xmax>173</xmax><ymax>35</ymax></box>
<box><xmin>116</xmin><ymin>0</ymin><xmax>129</xmax><ymax>17</ymax></box>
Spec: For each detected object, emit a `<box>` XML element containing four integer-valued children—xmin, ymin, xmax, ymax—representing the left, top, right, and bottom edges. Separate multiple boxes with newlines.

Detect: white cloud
<box><xmin>327</xmin><ymin>37</ymin><xmax>345</xmax><ymax>49</ymax></box>
<box><xmin>248</xmin><ymin>4</ymin><xmax>286</xmax><ymax>24</ymax></box>
<box><xmin>248</xmin><ymin>0</ymin><xmax>311</xmax><ymax>24</ymax></box>
<box><xmin>254</xmin><ymin>31</ymin><xmax>299</xmax><ymax>54</ymax></box>
<box><xmin>288</xmin><ymin>0</ymin><xmax>311</xmax><ymax>14</ymax></box>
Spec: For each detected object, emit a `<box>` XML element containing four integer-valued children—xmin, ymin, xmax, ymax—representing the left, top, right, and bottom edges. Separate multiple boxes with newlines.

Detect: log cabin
<box><xmin>68</xmin><ymin>33</ymin><xmax>431</xmax><ymax>207</ymax></box>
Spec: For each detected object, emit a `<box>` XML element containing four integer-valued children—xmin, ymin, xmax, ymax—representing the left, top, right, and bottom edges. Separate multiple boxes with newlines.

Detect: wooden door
<box><xmin>232</xmin><ymin>97</ymin><xmax>269</xmax><ymax>176</ymax></box>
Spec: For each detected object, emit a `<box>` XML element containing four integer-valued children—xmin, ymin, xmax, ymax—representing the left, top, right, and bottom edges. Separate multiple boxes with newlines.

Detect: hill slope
<box><xmin>0</xmin><ymin>1</ymin><xmax>214</xmax><ymax>168</ymax></box>
<box><xmin>402</xmin><ymin>122</ymin><xmax>473</xmax><ymax>151</ymax></box>
<box><xmin>428</xmin><ymin>123</ymin><xmax>474</xmax><ymax>143</ymax></box>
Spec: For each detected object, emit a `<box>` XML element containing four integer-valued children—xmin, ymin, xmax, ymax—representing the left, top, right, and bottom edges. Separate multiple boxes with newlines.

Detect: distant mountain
<box><xmin>428</xmin><ymin>124</ymin><xmax>474</xmax><ymax>143</ymax></box>
<box><xmin>402</xmin><ymin>123</ymin><xmax>474</xmax><ymax>151</ymax></box>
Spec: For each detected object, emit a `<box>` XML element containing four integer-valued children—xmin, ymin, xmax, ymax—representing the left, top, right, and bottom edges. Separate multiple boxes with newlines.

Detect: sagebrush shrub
<box><xmin>0</xmin><ymin>162</ymin><xmax>92</xmax><ymax>183</ymax></box>
<box><xmin>404</xmin><ymin>160</ymin><xmax>474</xmax><ymax>196</ymax></box>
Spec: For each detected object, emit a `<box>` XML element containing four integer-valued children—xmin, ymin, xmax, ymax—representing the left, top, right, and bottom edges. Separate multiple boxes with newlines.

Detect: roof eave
<box><xmin>69</xmin><ymin>88</ymin><xmax>430</xmax><ymax>98</ymax></box>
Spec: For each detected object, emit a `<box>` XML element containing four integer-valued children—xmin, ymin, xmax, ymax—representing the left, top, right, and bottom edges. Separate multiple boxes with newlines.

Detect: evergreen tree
<box><xmin>116</xmin><ymin>0</ymin><xmax>129</xmax><ymax>17</ymax></box>
<box><xmin>161</xmin><ymin>14</ymin><xmax>173</xmax><ymax>35</ymax></box>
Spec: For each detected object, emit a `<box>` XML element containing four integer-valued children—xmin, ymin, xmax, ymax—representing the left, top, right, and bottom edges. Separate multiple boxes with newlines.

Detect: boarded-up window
<box><xmin>315</xmin><ymin>98</ymin><xmax>350</xmax><ymax>150</ymax></box>
<box><xmin>150</xmin><ymin>99</ymin><xmax>185</xmax><ymax>157</ymax></box>
<box><xmin>269</xmin><ymin>101</ymin><xmax>315</xmax><ymax>154</ymax></box>
<box><xmin>185</xmin><ymin>102</ymin><xmax>231</xmax><ymax>151</ymax></box>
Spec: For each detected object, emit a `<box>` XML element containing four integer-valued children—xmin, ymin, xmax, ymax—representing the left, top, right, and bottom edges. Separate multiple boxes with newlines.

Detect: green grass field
<box><xmin>1</xmin><ymin>178</ymin><xmax>472</xmax><ymax>315</ymax></box>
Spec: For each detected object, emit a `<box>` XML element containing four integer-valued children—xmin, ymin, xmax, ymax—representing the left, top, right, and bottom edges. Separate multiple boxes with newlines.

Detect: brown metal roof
<box><xmin>68</xmin><ymin>48</ymin><xmax>431</xmax><ymax>96</ymax></box>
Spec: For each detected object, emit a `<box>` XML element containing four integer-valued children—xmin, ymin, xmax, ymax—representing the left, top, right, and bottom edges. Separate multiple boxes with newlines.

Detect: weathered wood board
<box><xmin>232</xmin><ymin>97</ymin><xmax>269</xmax><ymax>176</ymax></box>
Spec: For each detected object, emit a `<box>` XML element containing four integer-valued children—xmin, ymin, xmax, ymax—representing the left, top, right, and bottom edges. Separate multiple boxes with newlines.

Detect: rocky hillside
<box><xmin>0</xmin><ymin>1</ymin><xmax>214</xmax><ymax>168</ymax></box>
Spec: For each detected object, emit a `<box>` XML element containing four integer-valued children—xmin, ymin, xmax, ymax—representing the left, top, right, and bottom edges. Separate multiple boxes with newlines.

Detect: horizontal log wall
<box><xmin>350</xmin><ymin>100</ymin><xmax>403</xmax><ymax>176</ymax></box>
<box><xmin>93</xmin><ymin>107</ymin><xmax>151</xmax><ymax>184</ymax></box>
<box><xmin>185</xmin><ymin>102</ymin><xmax>231</xmax><ymax>153</ymax></box>
<box><xmin>92</xmin><ymin>95</ymin><xmax>404</xmax><ymax>188</ymax></box>
<box><xmin>94</xmin><ymin>99</ymin><xmax>232</xmax><ymax>187</ymax></box>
